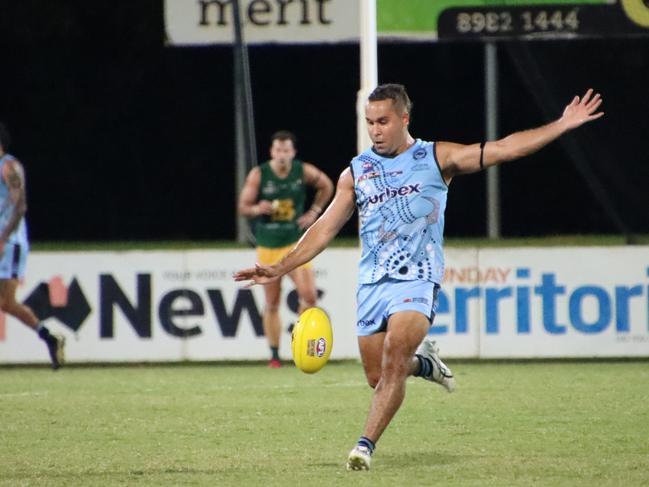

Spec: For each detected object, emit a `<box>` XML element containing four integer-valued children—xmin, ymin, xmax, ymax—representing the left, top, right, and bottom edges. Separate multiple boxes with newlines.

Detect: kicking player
<box><xmin>234</xmin><ymin>85</ymin><xmax>603</xmax><ymax>469</ymax></box>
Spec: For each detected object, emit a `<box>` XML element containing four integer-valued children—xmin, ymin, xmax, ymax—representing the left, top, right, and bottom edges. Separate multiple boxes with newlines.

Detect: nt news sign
<box><xmin>164</xmin><ymin>0</ymin><xmax>360</xmax><ymax>45</ymax></box>
<box><xmin>2</xmin><ymin>247</ymin><xmax>649</xmax><ymax>364</ymax></box>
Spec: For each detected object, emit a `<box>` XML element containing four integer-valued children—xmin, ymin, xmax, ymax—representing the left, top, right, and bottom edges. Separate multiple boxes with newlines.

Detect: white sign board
<box><xmin>437</xmin><ymin>246</ymin><xmax>649</xmax><ymax>358</ymax></box>
<box><xmin>0</xmin><ymin>248</ymin><xmax>359</xmax><ymax>364</ymax></box>
<box><xmin>1</xmin><ymin>246</ymin><xmax>648</xmax><ymax>365</ymax></box>
<box><xmin>474</xmin><ymin>247</ymin><xmax>649</xmax><ymax>358</ymax></box>
<box><xmin>165</xmin><ymin>0</ymin><xmax>360</xmax><ymax>45</ymax></box>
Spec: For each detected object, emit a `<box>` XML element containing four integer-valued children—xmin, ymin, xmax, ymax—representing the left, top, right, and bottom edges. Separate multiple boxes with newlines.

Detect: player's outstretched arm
<box><xmin>438</xmin><ymin>88</ymin><xmax>604</xmax><ymax>182</ymax></box>
<box><xmin>233</xmin><ymin>168</ymin><xmax>356</xmax><ymax>286</ymax></box>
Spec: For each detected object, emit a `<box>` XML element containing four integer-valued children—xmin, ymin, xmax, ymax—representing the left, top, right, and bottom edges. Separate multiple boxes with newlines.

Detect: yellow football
<box><xmin>291</xmin><ymin>307</ymin><xmax>333</xmax><ymax>374</ymax></box>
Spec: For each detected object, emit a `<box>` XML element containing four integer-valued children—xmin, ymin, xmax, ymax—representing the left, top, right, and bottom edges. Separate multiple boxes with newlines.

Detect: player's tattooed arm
<box><xmin>0</xmin><ymin>159</ymin><xmax>27</xmax><ymax>243</ymax></box>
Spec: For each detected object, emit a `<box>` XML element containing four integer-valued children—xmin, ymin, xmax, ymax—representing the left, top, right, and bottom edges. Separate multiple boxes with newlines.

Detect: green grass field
<box><xmin>1</xmin><ymin>361</ymin><xmax>648</xmax><ymax>486</ymax></box>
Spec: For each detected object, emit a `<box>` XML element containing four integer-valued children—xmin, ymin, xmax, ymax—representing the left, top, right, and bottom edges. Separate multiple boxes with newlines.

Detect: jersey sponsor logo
<box><xmin>367</xmin><ymin>183</ymin><xmax>421</xmax><ymax>205</ymax></box>
<box><xmin>385</xmin><ymin>170</ymin><xmax>404</xmax><ymax>184</ymax></box>
<box><xmin>413</xmin><ymin>148</ymin><xmax>427</xmax><ymax>160</ymax></box>
<box><xmin>357</xmin><ymin>319</ymin><xmax>375</xmax><ymax>328</ymax></box>
<box><xmin>403</xmin><ymin>297</ymin><xmax>429</xmax><ymax>304</ymax></box>
<box><xmin>261</xmin><ymin>181</ymin><xmax>278</xmax><ymax>195</ymax></box>
<box><xmin>271</xmin><ymin>199</ymin><xmax>295</xmax><ymax>222</ymax></box>
<box><xmin>358</xmin><ymin>171</ymin><xmax>380</xmax><ymax>182</ymax></box>
<box><xmin>358</xmin><ymin>169</ymin><xmax>403</xmax><ymax>183</ymax></box>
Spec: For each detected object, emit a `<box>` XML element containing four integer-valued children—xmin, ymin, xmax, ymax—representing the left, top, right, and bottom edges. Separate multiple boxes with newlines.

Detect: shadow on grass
<box><xmin>382</xmin><ymin>450</ymin><xmax>460</xmax><ymax>468</ymax></box>
<box><xmin>312</xmin><ymin>461</ymin><xmax>345</xmax><ymax>469</ymax></box>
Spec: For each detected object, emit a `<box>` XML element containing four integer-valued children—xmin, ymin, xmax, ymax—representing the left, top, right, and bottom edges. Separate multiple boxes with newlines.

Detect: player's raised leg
<box><xmin>415</xmin><ymin>336</ymin><xmax>456</xmax><ymax>392</ymax></box>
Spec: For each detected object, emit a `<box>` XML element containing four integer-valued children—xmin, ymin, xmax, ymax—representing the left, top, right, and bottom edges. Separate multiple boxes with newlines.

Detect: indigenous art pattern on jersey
<box><xmin>350</xmin><ymin>140</ymin><xmax>447</xmax><ymax>285</ymax></box>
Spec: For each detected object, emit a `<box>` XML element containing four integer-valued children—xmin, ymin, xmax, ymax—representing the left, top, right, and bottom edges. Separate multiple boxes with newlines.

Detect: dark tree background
<box><xmin>0</xmin><ymin>1</ymin><xmax>647</xmax><ymax>242</ymax></box>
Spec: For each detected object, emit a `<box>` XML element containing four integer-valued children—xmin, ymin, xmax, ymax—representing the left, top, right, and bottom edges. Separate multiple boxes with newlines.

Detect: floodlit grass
<box><xmin>29</xmin><ymin>234</ymin><xmax>649</xmax><ymax>251</ymax></box>
<box><xmin>1</xmin><ymin>361</ymin><xmax>648</xmax><ymax>486</ymax></box>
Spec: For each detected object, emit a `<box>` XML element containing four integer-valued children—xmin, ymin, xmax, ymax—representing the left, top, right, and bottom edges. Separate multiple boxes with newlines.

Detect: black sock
<box><xmin>271</xmin><ymin>347</ymin><xmax>279</xmax><ymax>360</ymax></box>
<box><xmin>415</xmin><ymin>354</ymin><xmax>432</xmax><ymax>378</ymax></box>
<box><xmin>37</xmin><ymin>325</ymin><xmax>55</xmax><ymax>343</ymax></box>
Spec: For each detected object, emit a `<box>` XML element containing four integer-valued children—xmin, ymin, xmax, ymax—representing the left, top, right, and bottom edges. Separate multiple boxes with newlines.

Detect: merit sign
<box><xmin>165</xmin><ymin>0</ymin><xmax>360</xmax><ymax>45</ymax></box>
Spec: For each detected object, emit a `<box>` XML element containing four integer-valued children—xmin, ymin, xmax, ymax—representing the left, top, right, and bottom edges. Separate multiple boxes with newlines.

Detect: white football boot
<box><xmin>346</xmin><ymin>445</ymin><xmax>372</xmax><ymax>471</ymax></box>
<box><xmin>415</xmin><ymin>337</ymin><xmax>456</xmax><ymax>392</ymax></box>
<box><xmin>47</xmin><ymin>334</ymin><xmax>66</xmax><ymax>370</ymax></box>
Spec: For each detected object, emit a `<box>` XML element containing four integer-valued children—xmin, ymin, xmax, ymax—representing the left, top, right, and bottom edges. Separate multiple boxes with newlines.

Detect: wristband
<box><xmin>479</xmin><ymin>141</ymin><xmax>486</xmax><ymax>170</ymax></box>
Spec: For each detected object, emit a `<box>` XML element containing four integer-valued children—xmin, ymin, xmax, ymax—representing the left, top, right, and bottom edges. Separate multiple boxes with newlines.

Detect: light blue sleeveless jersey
<box><xmin>351</xmin><ymin>139</ymin><xmax>447</xmax><ymax>285</ymax></box>
<box><xmin>0</xmin><ymin>154</ymin><xmax>28</xmax><ymax>245</ymax></box>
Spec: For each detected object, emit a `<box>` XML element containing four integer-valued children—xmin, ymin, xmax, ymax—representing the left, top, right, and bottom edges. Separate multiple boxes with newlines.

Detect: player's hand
<box><xmin>256</xmin><ymin>200</ymin><xmax>274</xmax><ymax>216</ymax></box>
<box><xmin>233</xmin><ymin>263</ymin><xmax>281</xmax><ymax>287</ymax></box>
<box><xmin>560</xmin><ymin>88</ymin><xmax>604</xmax><ymax>130</ymax></box>
<box><xmin>0</xmin><ymin>241</ymin><xmax>4</xmax><ymax>255</ymax></box>
<box><xmin>297</xmin><ymin>210</ymin><xmax>318</xmax><ymax>230</ymax></box>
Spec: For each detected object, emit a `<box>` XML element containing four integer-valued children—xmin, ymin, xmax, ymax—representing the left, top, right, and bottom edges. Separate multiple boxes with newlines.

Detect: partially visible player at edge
<box><xmin>234</xmin><ymin>85</ymin><xmax>603</xmax><ymax>469</ymax></box>
<box><xmin>238</xmin><ymin>130</ymin><xmax>334</xmax><ymax>368</ymax></box>
<box><xmin>0</xmin><ymin>122</ymin><xmax>65</xmax><ymax>369</ymax></box>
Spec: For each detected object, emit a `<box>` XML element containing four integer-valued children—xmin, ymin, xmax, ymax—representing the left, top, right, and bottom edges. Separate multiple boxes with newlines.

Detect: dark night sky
<box><xmin>0</xmin><ymin>1</ymin><xmax>647</xmax><ymax>241</ymax></box>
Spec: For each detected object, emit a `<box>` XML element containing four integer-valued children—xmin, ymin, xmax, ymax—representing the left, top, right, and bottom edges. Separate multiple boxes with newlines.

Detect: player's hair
<box><xmin>270</xmin><ymin>130</ymin><xmax>297</xmax><ymax>148</ymax></box>
<box><xmin>0</xmin><ymin>122</ymin><xmax>11</xmax><ymax>151</ymax></box>
<box><xmin>368</xmin><ymin>84</ymin><xmax>413</xmax><ymax>116</ymax></box>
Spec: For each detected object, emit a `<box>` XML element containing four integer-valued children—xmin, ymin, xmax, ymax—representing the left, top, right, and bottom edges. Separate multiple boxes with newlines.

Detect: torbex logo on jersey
<box><xmin>367</xmin><ymin>184</ymin><xmax>421</xmax><ymax>205</ymax></box>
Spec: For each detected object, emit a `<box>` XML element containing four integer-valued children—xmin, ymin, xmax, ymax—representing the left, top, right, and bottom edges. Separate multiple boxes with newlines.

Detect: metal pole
<box><xmin>233</xmin><ymin>0</ymin><xmax>257</xmax><ymax>244</ymax></box>
<box><xmin>357</xmin><ymin>0</ymin><xmax>378</xmax><ymax>154</ymax></box>
<box><xmin>485</xmin><ymin>42</ymin><xmax>500</xmax><ymax>239</ymax></box>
